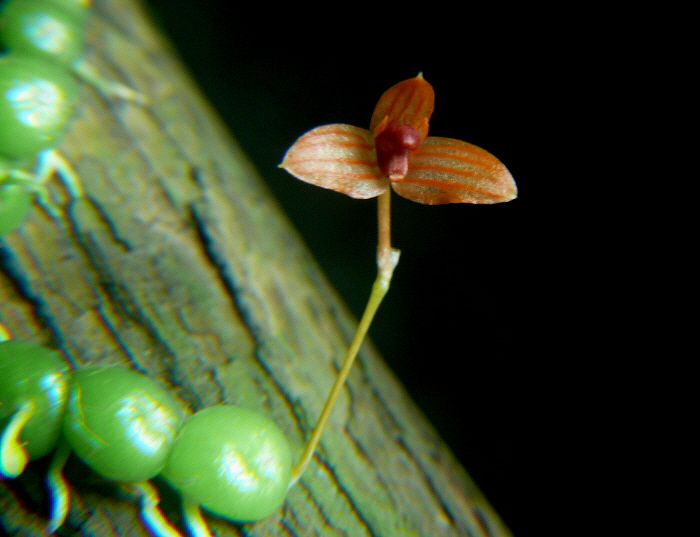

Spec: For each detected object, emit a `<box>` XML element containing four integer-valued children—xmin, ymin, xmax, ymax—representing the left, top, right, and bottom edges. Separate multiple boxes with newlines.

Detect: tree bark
<box><xmin>1</xmin><ymin>1</ymin><xmax>512</xmax><ymax>536</ymax></box>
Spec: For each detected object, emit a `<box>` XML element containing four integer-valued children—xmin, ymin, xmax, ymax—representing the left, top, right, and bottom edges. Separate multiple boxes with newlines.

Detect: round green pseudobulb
<box><xmin>0</xmin><ymin>54</ymin><xmax>78</xmax><ymax>161</ymax></box>
<box><xmin>63</xmin><ymin>366</ymin><xmax>184</xmax><ymax>482</ymax></box>
<box><xmin>0</xmin><ymin>340</ymin><xmax>70</xmax><ymax>459</ymax></box>
<box><xmin>0</xmin><ymin>184</ymin><xmax>33</xmax><ymax>237</ymax></box>
<box><xmin>0</xmin><ymin>0</ymin><xmax>87</xmax><ymax>66</ymax></box>
<box><xmin>161</xmin><ymin>405</ymin><xmax>292</xmax><ymax>522</ymax></box>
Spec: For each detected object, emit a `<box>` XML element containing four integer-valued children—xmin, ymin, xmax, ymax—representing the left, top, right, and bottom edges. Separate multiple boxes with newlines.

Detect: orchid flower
<box><xmin>281</xmin><ymin>75</ymin><xmax>517</xmax><ymax>484</ymax></box>
<box><xmin>281</xmin><ymin>73</ymin><xmax>517</xmax><ymax>205</ymax></box>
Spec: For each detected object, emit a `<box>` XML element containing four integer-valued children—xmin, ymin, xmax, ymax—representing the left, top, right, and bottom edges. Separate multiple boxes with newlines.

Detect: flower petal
<box><xmin>390</xmin><ymin>136</ymin><xmax>517</xmax><ymax>204</ymax></box>
<box><xmin>369</xmin><ymin>75</ymin><xmax>434</xmax><ymax>138</ymax></box>
<box><xmin>280</xmin><ymin>124</ymin><xmax>388</xmax><ymax>199</ymax></box>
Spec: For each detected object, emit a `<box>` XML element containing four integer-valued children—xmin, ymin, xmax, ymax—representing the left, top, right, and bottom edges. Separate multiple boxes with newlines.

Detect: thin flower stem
<box><xmin>290</xmin><ymin>191</ymin><xmax>399</xmax><ymax>485</ymax></box>
<box><xmin>377</xmin><ymin>190</ymin><xmax>392</xmax><ymax>268</ymax></box>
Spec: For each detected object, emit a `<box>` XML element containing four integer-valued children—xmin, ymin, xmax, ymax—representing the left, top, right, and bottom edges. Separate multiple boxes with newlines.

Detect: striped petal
<box><xmin>280</xmin><ymin>124</ymin><xmax>388</xmax><ymax>199</ymax></box>
<box><xmin>391</xmin><ymin>136</ymin><xmax>517</xmax><ymax>204</ymax></box>
<box><xmin>369</xmin><ymin>75</ymin><xmax>434</xmax><ymax>138</ymax></box>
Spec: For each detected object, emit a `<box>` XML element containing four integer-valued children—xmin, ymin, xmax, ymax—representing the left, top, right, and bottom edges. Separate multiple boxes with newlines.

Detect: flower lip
<box><xmin>374</xmin><ymin>124</ymin><xmax>423</xmax><ymax>179</ymax></box>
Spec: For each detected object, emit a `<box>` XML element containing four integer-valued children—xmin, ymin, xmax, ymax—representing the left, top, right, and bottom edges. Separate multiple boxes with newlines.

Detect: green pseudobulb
<box><xmin>162</xmin><ymin>405</ymin><xmax>292</xmax><ymax>522</ymax></box>
<box><xmin>0</xmin><ymin>0</ymin><xmax>87</xmax><ymax>66</ymax></box>
<box><xmin>63</xmin><ymin>366</ymin><xmax>184</xmax><ymax>482</ymax></box>
<box><xmin>0</xmin><ymin>340</ymin><xmax>70</xmax><ymax>459</ymax></box>
<box><xmin>0</xmin><ymin>54</ymin><xmax>78</xmax><ymax>161</ymax></box>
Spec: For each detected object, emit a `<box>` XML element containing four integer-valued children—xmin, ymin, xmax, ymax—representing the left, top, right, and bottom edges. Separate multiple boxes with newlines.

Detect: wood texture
<box><xmin>1</xmin><ymin>1</ymin><xmax>512</xmax><ymax>536</ymax></box>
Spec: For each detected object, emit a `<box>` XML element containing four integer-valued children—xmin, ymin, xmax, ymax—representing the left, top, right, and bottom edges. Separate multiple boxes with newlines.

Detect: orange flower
<box><xmin>281</xmin><ymin>74</ymin><xmax>517</xmax><ymax>205</ymax></box>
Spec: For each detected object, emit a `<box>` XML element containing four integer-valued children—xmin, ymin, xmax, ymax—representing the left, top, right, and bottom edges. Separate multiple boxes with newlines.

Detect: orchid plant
<box><xmin>0</xmin><ymin>75</ymin><xmax>517</xmax><ymax>536</ymax></box>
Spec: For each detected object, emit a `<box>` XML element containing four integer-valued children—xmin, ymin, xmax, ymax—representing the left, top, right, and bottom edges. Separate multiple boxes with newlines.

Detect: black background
<box><xmin>142</xmin><ymin>3</ymin><xmax>598</xmax><ymax>535</ymax></box>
